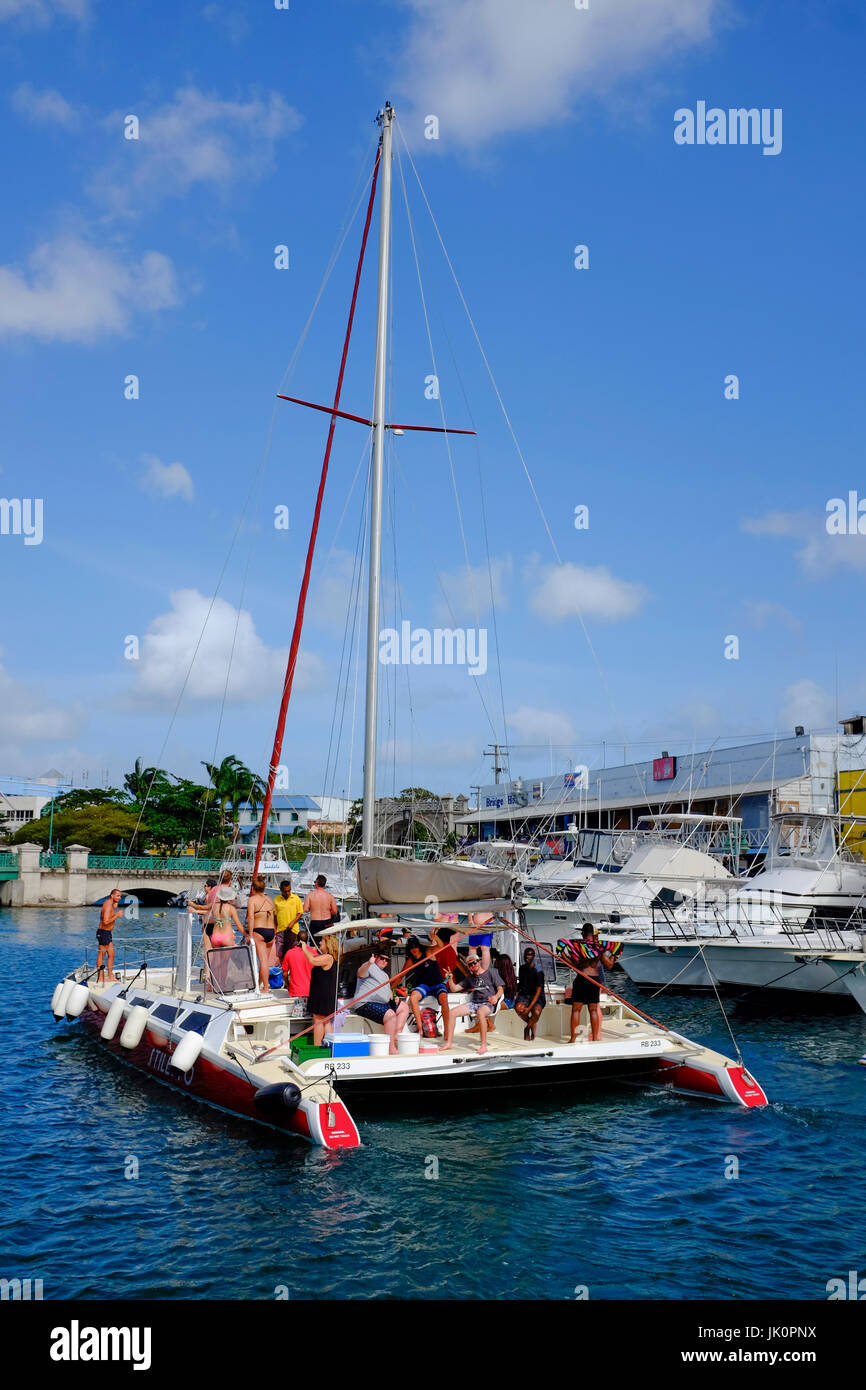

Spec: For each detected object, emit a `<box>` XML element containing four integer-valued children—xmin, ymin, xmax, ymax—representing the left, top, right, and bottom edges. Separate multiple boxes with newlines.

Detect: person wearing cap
<box><xmin>441</xmin><ymin>957</ymin><xmax>504</xmax><ymax>1054</ymax></box>
<box><xmin>351</xmin><ymin>948</ymin><xmax>409</xmax><ymax>1055</ymax></box>
<box><xmin>273</xmin><ymin>877</ymin><xmax>304</xmax><ymax>960</ymax></box>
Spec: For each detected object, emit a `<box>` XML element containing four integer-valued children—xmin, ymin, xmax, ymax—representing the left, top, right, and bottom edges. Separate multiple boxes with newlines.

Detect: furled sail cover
<box><xmin>356</xmin><ymin>856</ymin><xmax>515</xmax><ymax>907</ymax></box>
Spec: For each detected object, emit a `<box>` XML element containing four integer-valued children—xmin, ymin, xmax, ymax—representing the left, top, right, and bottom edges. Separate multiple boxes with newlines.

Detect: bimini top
<box><xmin>356</xmin><ymin>856</ymin><xmax>516</xmax><ymax>910</ymax></box>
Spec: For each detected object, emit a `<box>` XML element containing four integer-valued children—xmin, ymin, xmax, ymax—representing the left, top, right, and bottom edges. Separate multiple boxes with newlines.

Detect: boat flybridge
<box><xmin>617</xmin><ymin>812</ymin><xmax>866</xmax><ymax>998</ymax></box>
<box><xmin>523</xmin><ymin>813</ymin><xmax>744</xmax><ymax>945</ymax></box>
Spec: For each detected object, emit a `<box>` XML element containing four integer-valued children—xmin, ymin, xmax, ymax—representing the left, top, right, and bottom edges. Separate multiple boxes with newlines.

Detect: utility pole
<box><xmin>470</xmin><ymin>784</ymin><xmax>482</xmax><ymax>812</ymax></box>
<box><xmin>483</xmin><ymin>744</ymin><xmax>509</xmax><ymax>784</ymax></box>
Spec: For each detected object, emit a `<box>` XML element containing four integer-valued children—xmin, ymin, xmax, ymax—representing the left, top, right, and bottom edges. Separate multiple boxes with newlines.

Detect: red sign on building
<box><xmin>653</xmin><ymin>755</ymin><xmax>676</xmax><ymax>781</ymax></box>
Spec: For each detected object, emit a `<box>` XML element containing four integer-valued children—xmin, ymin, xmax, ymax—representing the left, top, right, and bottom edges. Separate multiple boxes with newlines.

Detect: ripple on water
<box><xmin>3</xmin><ymin>907</ymin><xmax>866</xmax><ymax>1298</ymax></box>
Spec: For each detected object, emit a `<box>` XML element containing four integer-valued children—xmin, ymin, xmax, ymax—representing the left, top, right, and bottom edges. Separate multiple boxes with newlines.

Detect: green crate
<box><xmin>290</xmin><ymin>1038</ymin><xmax>331</xmax><ymax>1065</ymax></box>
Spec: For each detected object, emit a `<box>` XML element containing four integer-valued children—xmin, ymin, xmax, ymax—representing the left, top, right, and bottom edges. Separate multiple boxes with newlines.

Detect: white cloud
<box><xmin>11</xmin><ymin>83</ymin><xmax>79</xmax><ymax>127</ymax></box>
<box><xmin>0</xmin><ymin>236</ymin><xmax>178</xmax><ymax>342</ymax></box>
<box><xmin>379</xmin><ymin>734</ymin><xmax>479</xmax><ymax>772</ymax></box>
<box><xmin>394</xmin><ymin>0</ymin><xmax>721</xmax><ymax>148</ymax></box>
<box><xmin>0</xmin><ymin>659</ymin><xmax>83</xmax><ymax>742</ymax></box>
<box><xmin>434</xmin><ymin>556</ymin><xmax>511</xmax><ymax>624</ymax></box>
<box><xmin>92</xmin><ymin>86</ymin><xmax>302</xmax><ymax>211</ymax></box>
<box><xmin>527</xmin><ymin>561</ymin><xmax>646</xmax><ymax>623</ymax></box>
<box><xmin>0</xmin><ymin>0</ymin><xmax>88</xmax><ymax>22</ymax></box>
<box><xmin>778</xmin><ymin>680</ymin><xmax>834</xmax><ymax>732</ymax></box>
<box><xmin>139</xmin><ymin>455</ymin><xmax>194</xmax><ymax>503</ymax></box>
<box><xmin>202</xmin><ymin>2</ymin><xmax>249</xmax><ymax>43</ymax></box>
<box><xmin>744</xmin><ymin>599</ymin><xmax>802</xmax><ymax>635</ymax></box>
<box><xmin>741</xmin><ymin>509</ymin><xmax>866</xmax><ymax>576</ymax></box>
<box><xmin>130</xmin><ymin>589</ymin><xmax>326</xmax><ymax>707</ymax></box>
<box><xmin>507</xmin><ymin>704</ymin><xmax>575</xmax><ymax>746</ymax></box>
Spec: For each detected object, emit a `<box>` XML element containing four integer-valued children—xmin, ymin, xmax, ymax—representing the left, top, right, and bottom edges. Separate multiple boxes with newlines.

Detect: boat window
<box><xmin>179</xmin><ymin>1011</ymin><xmax>212</xmax><ymax>1035</ymax></box>
<box><xmin>129</xmin><ymin>996</ymin><xmax>152</xmax><ymax>1010</ymax></box>
<box><xmin>152</xmin><ymin>1003</ymin><xmax>183</xmax><ymax>1023</ymax></box>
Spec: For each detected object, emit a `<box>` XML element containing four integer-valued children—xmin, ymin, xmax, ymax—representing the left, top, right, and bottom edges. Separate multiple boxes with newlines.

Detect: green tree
<box><xmin>202</xmin><ymin>756</ymin><xmax>266</xmax><ymax>828</ymax></box>
<box><xmin>8</xmin><ymin>806</ymin><xmax>145</xmax><ymax>855</ymax></box>
<box><xmin>124</xmin><ymin>759</ymin><xmax>172</xmax><ymax>803</ymax></box>
<box><xmin>144</xmin><ymin>778</ymin><xmax>221</xmax><ymax>852</ymax></box>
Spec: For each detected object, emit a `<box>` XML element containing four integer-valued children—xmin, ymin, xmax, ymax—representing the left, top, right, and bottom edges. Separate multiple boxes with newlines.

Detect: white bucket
<box><xmin>396</xmin><ymin>1031</ymin><xmax>420</xmax><ymax>1056</ymax></box>
<box><xmin>369</xmin><ymin>1034</ymin><xmax>391</xmax><ymax>1058</ymax></box>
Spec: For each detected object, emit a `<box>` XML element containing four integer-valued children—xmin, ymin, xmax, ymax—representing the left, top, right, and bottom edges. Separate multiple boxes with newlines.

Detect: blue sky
<box><xmin>0</xmin><ymin>0</ymin><xmax>864</xmax><ymax>806</ymax></box>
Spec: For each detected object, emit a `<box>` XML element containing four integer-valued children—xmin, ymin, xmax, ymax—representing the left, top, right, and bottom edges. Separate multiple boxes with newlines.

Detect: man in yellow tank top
<box><xmin>273</xmin><ymin>878</ymin><xmax>304</xmax><ymax>960</ymax></box>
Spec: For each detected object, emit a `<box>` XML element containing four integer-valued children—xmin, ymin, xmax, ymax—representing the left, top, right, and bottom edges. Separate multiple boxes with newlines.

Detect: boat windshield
<box><xmin>766</xmin><ymin>814</ymin><xmax>837</xmax><ymax>867</ymax></box>
<box><xmin>205</xmin><ymin>944</ymin><xmax>257</xmax><ymax>996</ymax></box>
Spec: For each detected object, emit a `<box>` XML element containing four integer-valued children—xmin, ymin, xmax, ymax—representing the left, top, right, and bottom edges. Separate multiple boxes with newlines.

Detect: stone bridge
<box><xmin>0</xmin><ymin>843</ymin><xmax>227</xmax><ymax>908</ymax></box>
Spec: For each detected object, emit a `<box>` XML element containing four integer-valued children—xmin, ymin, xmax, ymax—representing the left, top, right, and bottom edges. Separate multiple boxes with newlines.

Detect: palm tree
<box><xmin>202</xmin><ymin>757</ymin><xmax>267</xmax><ymax>829</ymax></box>
<box><xmin>124</xmin><ymin>758</ymin><xmax>172</xmax><ymax>803</ymax></box>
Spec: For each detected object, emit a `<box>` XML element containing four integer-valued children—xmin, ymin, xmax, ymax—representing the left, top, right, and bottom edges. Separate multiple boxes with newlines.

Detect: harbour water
<box><xmin>4</xmin><ymin>906</ymin><xmax>866</xmax><ymax>1301</ymax></box>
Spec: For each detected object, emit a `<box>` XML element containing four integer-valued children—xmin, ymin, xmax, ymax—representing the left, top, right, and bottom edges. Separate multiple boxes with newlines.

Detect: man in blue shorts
<box><xmin>405</xmin><ymin>937</ymin><xmax>452</xmax><ymax>1041</ymax></box>
<box><xmin>352</xmin><ymin>948</ymin><xmax>409</xmax><ymax>1055</ymax></box>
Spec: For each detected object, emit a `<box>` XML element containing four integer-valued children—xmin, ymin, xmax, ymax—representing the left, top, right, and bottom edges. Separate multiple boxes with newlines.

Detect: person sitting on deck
<box><xmin>514</xmin><ymin>947</ymin><xmax>546</xmax><ymax>1040</ymax></box>
<box><xmin>441</xmin><ymin>958</ymin><xmax>504</xmax><ymax>1055</ymax></box>
<box><xmin>352</xmin><ymin>947</ymin><xmax>410</xmax><ymax>1055</ymax></box>
<box><xmin>569</xmin><ymin>926</ymin><xmax>615</xmax><ymax>1044</ymax></box>
<box><xmin>430</xmin><ymin>925</ymin><xmax>466</xmax><ymax>989</ymax></box>
<box><xmin>405</xmin><ymin>937</ymin><xmax>451</xmax><ymax>1040</ymax></box>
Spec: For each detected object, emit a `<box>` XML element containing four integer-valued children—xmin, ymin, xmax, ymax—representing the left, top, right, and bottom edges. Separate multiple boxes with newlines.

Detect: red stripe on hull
<box><xmin>79</xmin><ymin>1006</ymin><xmax>360</xmax><ymax>1146</ymax></box>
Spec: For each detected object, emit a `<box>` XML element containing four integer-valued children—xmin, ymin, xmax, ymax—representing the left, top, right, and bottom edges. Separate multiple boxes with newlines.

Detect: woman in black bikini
<box><xmin>246</xmin><ymin>874</ymin><xmax>276</xmax><ymax>992</ymax></box>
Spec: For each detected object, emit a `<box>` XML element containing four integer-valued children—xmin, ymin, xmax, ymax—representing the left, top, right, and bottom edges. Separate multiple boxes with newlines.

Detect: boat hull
<box><xmin>78</xmin><ymin>1005</ymin><xmax>360</xmax><ymax>1149</ymax></box>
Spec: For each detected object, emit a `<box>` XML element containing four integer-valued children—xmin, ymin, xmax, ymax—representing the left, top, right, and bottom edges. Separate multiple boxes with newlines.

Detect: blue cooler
<box><xmin>325</xmin><ymin>1031</ymin><xmax>370</xmax><ymax>1058</ymax></box>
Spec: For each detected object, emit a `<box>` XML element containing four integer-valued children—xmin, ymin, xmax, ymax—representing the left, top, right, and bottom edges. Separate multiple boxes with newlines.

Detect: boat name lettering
<box><xmin>147</xmin><ymin>1047</ymin><xmax>195</xmax><ymax>1085</ymax></box>
<box><xmin>640</xmin><ymin>1039</ymin><xmax>664</xmax><ymax>1048</ymax></box>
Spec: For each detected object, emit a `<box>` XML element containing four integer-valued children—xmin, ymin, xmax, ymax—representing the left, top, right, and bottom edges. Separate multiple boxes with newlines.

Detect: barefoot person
<box><xmin>352</xmin><ymin>947</ymin><xmax>410</xmax><ymax>1055</ymax></box>
<box><xmin>442</xmin><ymin>957</ymin><xmax>503</xmax><ymax>1055</ymax></box>
<box><xmin>307</xmin><ymin>932</ymin><xmax>340</xmax><ymax>1046</ymax></box>
<box><xmin>515</xmin><ymin>947</ymin><xmax>546</xmax><ymax>1040</ymax></box>
<box><xmin>569</xmin><ymin>927</ymin><xmax>615</xmax><ymax>1043</ymax></box>
<box><xmin>205</xmin><ymin>886</ymin><xmax>244</xmax><ymax>994</ymax></box>
<box><xmin>405</xmin><ymin>937</ymin><xmax>451</xmax><ymax>1041</ymax></box>
<box><xmin>246</xmin><ymin>874</ymin><xmax>276</xmax><ymax>992</ymax></box>
<box><xmin>96</xmin><ymin>889</ymin><xmax>124</xmax><ymax>984</ymax></box>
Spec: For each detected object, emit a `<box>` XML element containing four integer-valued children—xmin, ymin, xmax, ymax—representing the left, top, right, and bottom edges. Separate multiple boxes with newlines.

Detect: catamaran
<box><xmin>49</xmin><ymin>103</ymin><xmax>768</xmax><ymax>1144</ymax></box>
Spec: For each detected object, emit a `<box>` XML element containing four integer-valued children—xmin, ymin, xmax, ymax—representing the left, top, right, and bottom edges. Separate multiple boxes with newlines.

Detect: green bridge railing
<box><xmin>40</xmin><ymin>853</ymin><xmax>67</xmax><ymax>869</ymax></box>
<box><xmin>87</xmin><ymin>856</ymin><xmax>227</xmax><ymax>872</ymax></box>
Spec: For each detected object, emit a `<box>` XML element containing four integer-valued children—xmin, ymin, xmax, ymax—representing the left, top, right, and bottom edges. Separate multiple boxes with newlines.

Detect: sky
<box><xmin>0</xmin><ymin>0</ymin><xmax>864</xmax><ymax>808</ymax></box>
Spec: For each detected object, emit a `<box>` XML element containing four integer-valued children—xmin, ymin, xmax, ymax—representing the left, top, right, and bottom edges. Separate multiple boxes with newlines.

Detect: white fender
<box><xmin>66</xmin><ymin>982</ymin><xmax>90</xmax><ymax>1018</ymax></box>
<box><xmin>119</xmin><ymin>1004</ymin><xmax>150</xmax><ymax>1050</ymax></box>
<box><xmin>53</xmin><ymin>979</ymin><xmax>75</xmax><ymax>1018</ymax></box>
<box><xmin>170</xmin><ymin>1031</ymin><xmax>203</xmax><ymax>1071</ymax></box>
<box><xmin>100</xmin><ymin>998</ymin><xmax>125</xmax><ymax>1041</ymax></box>
<box><xmin>51</xmin><ymin>981</ymin><xmax>69</xmax><ymax>1016</ymax></box>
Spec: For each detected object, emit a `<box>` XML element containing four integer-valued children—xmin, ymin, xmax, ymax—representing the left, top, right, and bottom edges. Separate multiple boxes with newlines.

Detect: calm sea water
<box><xmin>3</xmin><ymin>905</ymin><xmax>866</xmax><ymax>1301</ymax></box>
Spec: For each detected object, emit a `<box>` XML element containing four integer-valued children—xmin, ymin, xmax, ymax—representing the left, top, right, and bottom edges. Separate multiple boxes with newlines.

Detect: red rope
<box><xmin>252</xmin><ymin>150</ymin><xmax>381</xmax><ymax>881</ymax></box>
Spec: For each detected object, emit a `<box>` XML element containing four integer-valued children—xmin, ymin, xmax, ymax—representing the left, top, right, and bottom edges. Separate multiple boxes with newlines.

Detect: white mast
<box><xmin>362</xmin><ymin>102</ymin><xmax>394</xmax><ymax>857</ymax></box>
